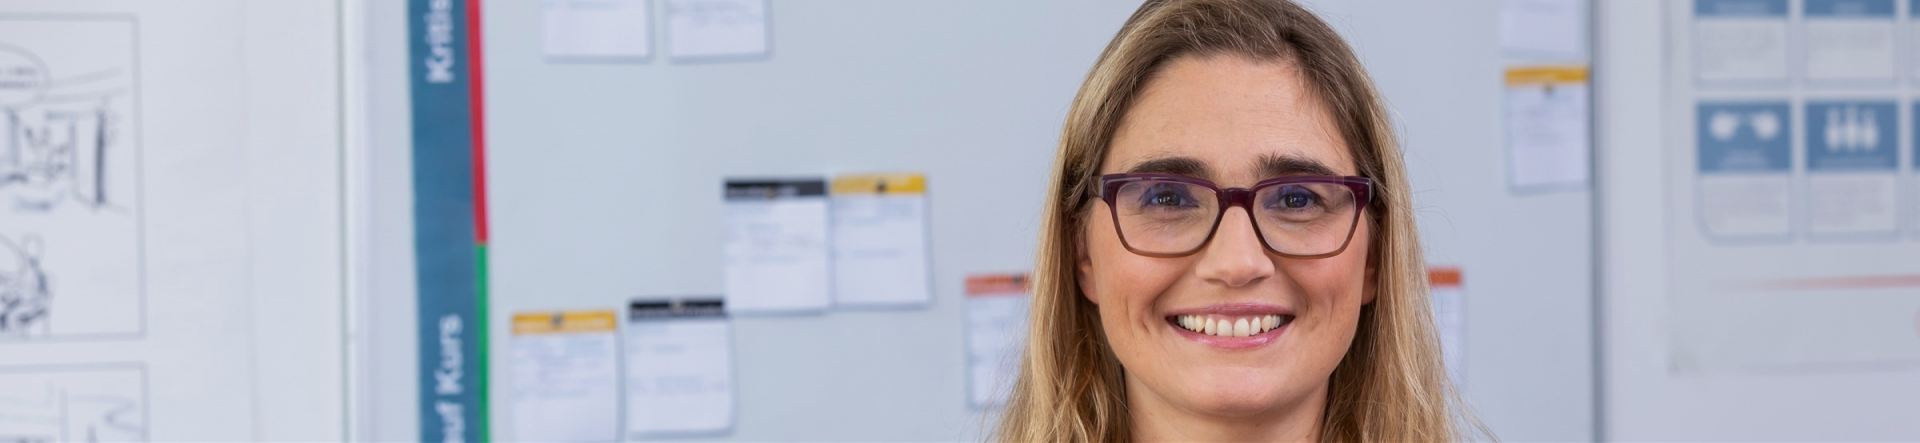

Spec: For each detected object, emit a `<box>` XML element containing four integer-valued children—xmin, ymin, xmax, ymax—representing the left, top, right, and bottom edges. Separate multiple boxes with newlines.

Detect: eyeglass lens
<box><xmin>1110</xmin><ymin>179</ymin><xmax>1359</xmax><ymax>256</ymax></box>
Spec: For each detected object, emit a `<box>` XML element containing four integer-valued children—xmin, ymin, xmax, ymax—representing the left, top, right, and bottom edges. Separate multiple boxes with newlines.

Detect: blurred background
<box><xmin>1</xmin><ymin>0</ymin><xmax>1915</xmax><ymax>441</ymax></box>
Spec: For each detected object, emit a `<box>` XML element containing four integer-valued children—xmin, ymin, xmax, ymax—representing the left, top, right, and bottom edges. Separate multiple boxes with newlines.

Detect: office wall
<box><xmin>359</xmin><ymin>0</ymin><xmax>1597</xmax><ymax>441</ymax></box>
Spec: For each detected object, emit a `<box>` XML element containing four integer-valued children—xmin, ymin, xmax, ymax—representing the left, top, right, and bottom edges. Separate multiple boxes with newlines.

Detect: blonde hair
<box><xmin>995</xmin><ymin>0</ymin><xmax>1480</xmax><ymax>441</ymax></box>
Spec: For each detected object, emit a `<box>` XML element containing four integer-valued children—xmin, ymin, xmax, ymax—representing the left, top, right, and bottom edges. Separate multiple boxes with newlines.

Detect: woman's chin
<box><xmin>1182</xmin><ymin>395</ymin><xmax>1285</xmax><ymax>418</ymax></box>
<box><xmin>1172</xmin><ymin>377</ymin><xmax>1291</xmax><ymax>418</ymax></box>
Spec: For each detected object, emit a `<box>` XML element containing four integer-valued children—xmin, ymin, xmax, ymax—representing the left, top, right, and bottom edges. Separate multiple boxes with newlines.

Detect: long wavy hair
<box><xmin>993</xmin><ymin>0</ymin><xmax>1479</xmax><ymax>441</ymax></box>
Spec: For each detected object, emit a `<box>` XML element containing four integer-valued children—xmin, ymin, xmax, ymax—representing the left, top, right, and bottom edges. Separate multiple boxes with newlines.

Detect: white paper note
<box><xmin>1803</xmin><ymin>0</ymin><xmax>1895</xmax><ymax>81</ymax></box>
<box><xmin>1693</xmin><ymin>0</ymin><xmax>1789</xmax><ymax>82</ymax></box>
<box><xmin>965</xmin><ymin>274</ymin><xmax>1030</xmax><ymax>408</ymax></box>
<box><xmin>1429</xmin><ymin>268</ymin><xmax>1466</xmax><ymax>384</ymax></box>
<box><xmin>509</xmin><ymin>310</ymin><xmax>620</xmax><ymax>442</ymax></box>
<box><xmin>543</xmin><ymin>0</ymin><xmax>653</xmax><ymax>60</ymax></box>
<box><xmin>831</xmin><ymin>173</ymin><xmax>932</xmax><ymax>308</ymax></box>
<box><xmin>1504</xmin><ymin>65</ymin><xmax>1591</xmax><ymax>190</ymax></box>
<box><xmin>665</xmin><ymin>0</ymin><xmax>769</xmax><ymax>60</ymax></box>
<box><xmin>625</xmin><ymin>299</ymin><xmax>734</xmax><ymax>437</ymax></box>
<box><xmin>723</xmin><ymin>179</ymin><xmax>831</xmax><ymax>314</ymax></box>
<box><xmin>1498</xmin><ymin>0</ymin><xmax>1586</xmax><ymax>57</ymax></box>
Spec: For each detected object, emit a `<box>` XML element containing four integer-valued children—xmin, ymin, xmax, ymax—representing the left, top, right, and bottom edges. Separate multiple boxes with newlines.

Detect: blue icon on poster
<box><xmin>1805</xmin><ymin>0</ymin><xmax>1894</xmax><ymax>17</ymax></box>
<box><xmin>1805</xmin><ymin>101</ymin><xmax>1896</xmax><ymax>171</ymax></box>
<box><xmin>1697</xmin><ymin>0</ymin><xmax>1789</xmax><ymax>17</ymax></box>
<box><xmin>1698</xmin><ymin>102</ymin><xmax>1792</xmax><ymax>173</ymax></box>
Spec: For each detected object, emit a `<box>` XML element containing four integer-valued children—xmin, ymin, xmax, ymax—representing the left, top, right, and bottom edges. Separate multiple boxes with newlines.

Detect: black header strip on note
<box><xmin>629</xmin><ymin>298</ymin><xmax>727</xmax><ymax>320</ymax></box>
<box><xmin>724</xmin><ymin>179</ymin><xmax>827</xmax><ymax>200</ymax></box>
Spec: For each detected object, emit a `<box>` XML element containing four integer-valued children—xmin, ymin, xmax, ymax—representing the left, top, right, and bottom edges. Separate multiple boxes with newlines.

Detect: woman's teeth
<box><xmin>1174</xmin><ymin>314</ymin><xmax>1287</xmax><ymax>337</ymax></box>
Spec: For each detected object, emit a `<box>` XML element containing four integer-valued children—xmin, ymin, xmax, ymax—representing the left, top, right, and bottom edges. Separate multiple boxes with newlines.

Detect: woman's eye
<box><xmin>1267</xmin><ymin>186</ymin><xmax>1320</xmax><ymax>210</ymax></box>
<box><xmin>1282</xmin><ymin>193</ymin><xmax>1314</xmax><ymax>208</ymax></box>
<box><xmin>1141</xmin><ymin>184</ymin><xmax>1195</xmax><ymax>208</ymax></box>
<box><xmin>1150</xmin><ymin>192</ymin><xmax>1184</xmax><ymax>206</ymax></box>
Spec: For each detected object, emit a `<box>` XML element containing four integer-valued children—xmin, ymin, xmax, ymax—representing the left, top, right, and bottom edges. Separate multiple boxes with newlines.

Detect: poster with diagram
<box><xmin>1669</xmin><ymin>0</ymin><xmax>1920</xmax><ymax>375</ymax></box>
<box><xmin>0</xmin><ymin>17</ymin><xmax>142</xmax><ymax>340</ymax></box>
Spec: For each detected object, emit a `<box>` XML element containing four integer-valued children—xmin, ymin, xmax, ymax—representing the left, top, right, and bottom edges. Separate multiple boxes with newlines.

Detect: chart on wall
<box><xmin>0</xmin><ymin>17</ymin><xmax>143</xmax><ymax>341</ymax></box>
<box><xmin>1668</xmin><ymin>0</ymin><xmax>1920</xmax><ymax>375</ymax></box>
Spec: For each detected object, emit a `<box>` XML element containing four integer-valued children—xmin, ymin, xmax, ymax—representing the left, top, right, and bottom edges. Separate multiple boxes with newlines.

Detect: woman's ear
<box><xmin>1076</xmin><ymin>223</ymin><xmax>1099</xmax><ymax>305</ymax></box>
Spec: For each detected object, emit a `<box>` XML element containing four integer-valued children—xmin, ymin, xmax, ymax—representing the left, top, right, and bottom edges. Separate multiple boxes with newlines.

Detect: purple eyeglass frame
<box><xmin>1094</xmin><ymin>173</ymin><xmax>1374</xmax><ymax>259</ymax></box>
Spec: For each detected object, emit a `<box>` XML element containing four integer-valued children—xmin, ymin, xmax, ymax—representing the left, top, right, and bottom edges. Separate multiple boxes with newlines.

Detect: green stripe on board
<box><xmin>475</xmin><ymin>243</ymin><xmax>491</xmax><ymax>443</ymax></box>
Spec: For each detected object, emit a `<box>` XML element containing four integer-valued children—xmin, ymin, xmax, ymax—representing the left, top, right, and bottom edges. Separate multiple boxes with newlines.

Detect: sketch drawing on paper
<box><xmin>0</xmin><ymin>366</ymin><xmax>146</xmax><ymax>442</ymax></box>
<box><xmin>0</xmin><ymin>17</ymin><xmax>142</xmax><ymax>341</ymax></box>
<box><xmin>0</xmin><ymin>234</ymin><xmax>50</xmax><ymax>337</ymax></box>
<box><xmin>1</xmin><ymin>43</ymin><xmax>127</xmax><ymax>215</ymax></box>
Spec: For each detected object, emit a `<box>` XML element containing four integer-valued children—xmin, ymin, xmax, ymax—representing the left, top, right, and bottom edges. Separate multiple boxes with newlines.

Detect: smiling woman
<box><xmin>993</xmin><ymin>0</ymin><xmax>1481</xmax><ymax>441</ymax></box>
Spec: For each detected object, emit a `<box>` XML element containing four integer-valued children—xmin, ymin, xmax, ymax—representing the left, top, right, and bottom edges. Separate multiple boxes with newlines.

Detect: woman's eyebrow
<box><xmin>1258</xmin><ymin>153</ymin><xmax>1339</xmax><ymax>177</ymax></box>
<box><xmin>1123</xmin><ymin>156</ymin><xmax>1210</xmax><ymax>178</ymax></box>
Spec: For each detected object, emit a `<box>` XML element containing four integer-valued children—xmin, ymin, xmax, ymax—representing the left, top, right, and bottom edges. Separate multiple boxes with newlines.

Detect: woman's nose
<box><xmin>1193</xmin><ymin>207</ymin><xmax>1275</xmax><ymax>288</ymax></box>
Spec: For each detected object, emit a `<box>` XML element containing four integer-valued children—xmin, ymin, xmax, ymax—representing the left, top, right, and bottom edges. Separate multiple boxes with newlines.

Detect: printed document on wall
<box><xmin>509</xmin><ymin>310</ymin><xmax>620</xmax><ymax>442</ymax></box>
<box><xmin>1802</xmin><ymin>0</ymin><xmax>1894</xmax><ymax>82</ymax></box>
<box><xmin>1429</xmin><ymin>267</ymin><xmax>1467</xmax><ymax>384</ymax></box>
<box><xmin>1504</xmin><ymin>65</ymin><xmax>1590</xmax><ymax>190</ymax></box>
<box><xmin>543</xmin><ymin>0</ymin><xmax>653</xmax><ymax>60</ymax></box>
<box><xmin>1498</xmin><ymin>0</ymin><xmax>1586</xmax><ymax>57</ymax></box>
<box><xmin>831</xmin><ymin>173</ymin><xmax>932</xmax><ymax>308</ymax></box>
<box><xmin>625</xmin><ymin>299</ymin><xmax>734</xmax><ymax>437</ymax></box>
<box><xmin>1693</xmin><ymin>0</ymin><xmax>1789</xmax><ymax>83</ymax></box>
<box><xmin>666</xmin><ymin>0</ymin><xmax>769</xmax><ymax>60</ymax></box>
<box><xmin>966</xmin><ymin>273</ymin><xmax>1030</xmax><ymax>408</ymax></box>
<box><xmin>723</xmin><ymin>178</ymin><xmax>831</xmax><ymax>314</ymax></box>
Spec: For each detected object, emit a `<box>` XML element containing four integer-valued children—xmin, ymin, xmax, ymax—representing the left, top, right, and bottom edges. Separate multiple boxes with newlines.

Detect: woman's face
<box><xmin>1080</xmin><ymin>55</ymin><xmax>1374</xmax><ymax>423</ymax></box>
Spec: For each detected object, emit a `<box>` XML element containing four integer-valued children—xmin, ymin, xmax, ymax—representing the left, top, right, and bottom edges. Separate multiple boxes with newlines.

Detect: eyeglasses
<box><xmin>1093</xmin><ymin>173</ymin><xmax>1373</xmax><ymax>259</ymax></box>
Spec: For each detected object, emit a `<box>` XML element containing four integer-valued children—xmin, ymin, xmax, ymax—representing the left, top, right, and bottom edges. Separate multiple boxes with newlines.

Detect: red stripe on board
<box><xmin>465</xmin><ymin>0</ymin><xmax>490</xmax><ymax>243</ymax></box>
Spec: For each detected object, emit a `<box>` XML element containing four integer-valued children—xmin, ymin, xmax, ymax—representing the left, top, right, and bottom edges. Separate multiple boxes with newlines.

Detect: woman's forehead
<box><xmin>1104</xmin><ymin>55</ymin><xmax>1355</xmax><ymax>181</ymax></box>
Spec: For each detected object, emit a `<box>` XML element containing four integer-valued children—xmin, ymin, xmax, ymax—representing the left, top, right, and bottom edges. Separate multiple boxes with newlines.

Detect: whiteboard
<box><xmin>0</xmin><ymin>0</ymin><xmax>349</xmax><ymax>441</ymax></box>
<box><xmin>358</xmin><ymin>0</ymin><xmax>1597</xmax><ymax>441</ymax></box>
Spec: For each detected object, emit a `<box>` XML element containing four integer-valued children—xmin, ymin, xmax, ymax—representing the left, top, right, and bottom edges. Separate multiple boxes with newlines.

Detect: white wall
<box><xmin>357</xmin><ymin>0</ymin><xmax>425</xmax><ymax>439</ymax></box>
<box><xmin>243</xmin><ymin>1</ymin><xmax>349</xmax><ymax>440</ymax></box>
